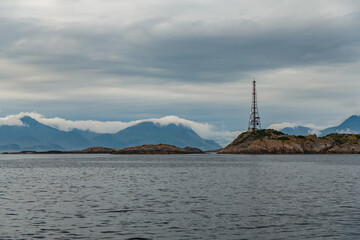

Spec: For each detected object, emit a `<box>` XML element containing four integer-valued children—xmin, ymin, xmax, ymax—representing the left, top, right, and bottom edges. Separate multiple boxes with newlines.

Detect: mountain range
<box><xmin>0</xmin><ymin>116</ymin><xmax>221</xmax><ymax>151</ymax></box>
<box><xmin>2</xmin><ymin>114</ymin><xmax>359</xmax><ymax>152</ymax></box>
<box><xmin>280</xmin><ymin>115</ymin><xmax>360</xmax><ymax>136</ymax></box>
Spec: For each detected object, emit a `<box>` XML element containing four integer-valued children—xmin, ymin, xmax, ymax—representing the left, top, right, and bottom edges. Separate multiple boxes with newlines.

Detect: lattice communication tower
<box><xmin>248</xmin><ymin>80</ymin><xmax>261</xmax><ymax>132</ymax></box>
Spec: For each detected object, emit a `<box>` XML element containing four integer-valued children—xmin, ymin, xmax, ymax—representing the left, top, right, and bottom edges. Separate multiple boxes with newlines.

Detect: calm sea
<box><xmin>0</xmin><ymin>154</ymin><xmax>360</xmax><ymax>240</ymax></box>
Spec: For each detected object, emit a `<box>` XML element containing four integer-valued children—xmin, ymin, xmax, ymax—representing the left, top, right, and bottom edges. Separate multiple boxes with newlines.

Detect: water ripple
<box><xmin>0</xmin><ymin>154</ymin><xmax>359</xmax><ymax>239</ymax></box>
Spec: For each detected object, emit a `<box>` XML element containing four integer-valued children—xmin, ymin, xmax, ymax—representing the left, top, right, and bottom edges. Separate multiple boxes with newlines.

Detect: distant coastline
<box><xmin>4</xmin><ymin>130</ymin><xmax>360</xmax><ymax>155</ymax></box>
<box><xmin>2</xmin><ymin>144</ymin><xmax>205</xmax><ymax>155</ymax></box>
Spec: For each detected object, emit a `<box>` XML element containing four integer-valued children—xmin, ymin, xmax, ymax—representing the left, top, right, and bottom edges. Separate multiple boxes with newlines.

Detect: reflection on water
<box><xmin>0</xmin><ymin>154</ymin><xmax>360</xmax><ymax>239</ymax></box>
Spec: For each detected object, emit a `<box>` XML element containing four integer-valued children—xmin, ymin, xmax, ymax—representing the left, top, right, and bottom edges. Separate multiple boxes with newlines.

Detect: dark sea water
<box><xmin>0</xmin><ymin>154</ymin><xmax>360</xmax><ymax>240</ymax></box>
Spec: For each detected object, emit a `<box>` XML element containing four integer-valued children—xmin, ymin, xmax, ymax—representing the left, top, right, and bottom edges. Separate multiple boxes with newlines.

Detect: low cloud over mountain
<box><xmin>0</xmin><ymin>113</ymin><xmax>239</xmax><ymax>150</ymax></box>
<box><xmin>270</xmin><ymin>115</ymin><xmax>360</xmax><ymax>137</ymax></box>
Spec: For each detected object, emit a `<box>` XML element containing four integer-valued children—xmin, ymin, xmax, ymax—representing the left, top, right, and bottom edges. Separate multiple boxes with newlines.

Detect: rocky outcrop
<box><xmin>219</xmin><ymin>129</ymin><xmax>360</xmax><ymax>154</ymax></box>
<box><xmin>79</xmin><ymin>146</ymin><xmax>116</xmax><ymax>153</ymax></box>
<box><xmin>113</xmin><ymin>144</ymin><xmax>204</xmax><ymax>154</ymax></box>
<box><xmin>182</xmin><ymin>146</ymin><xmax>205</xmax><ymax>154</ymax></box>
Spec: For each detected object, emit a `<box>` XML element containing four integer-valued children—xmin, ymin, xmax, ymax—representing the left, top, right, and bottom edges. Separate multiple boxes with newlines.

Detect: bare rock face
<box><xmin>113</xmin><ymin>144</ymin><xmax>204</xmax><ymax>154</ymax></box>
<box><xmin>219</xmin><ymin>129</ymin><xmax>360</xmax><ymax>154</ymax></box>
<box><xmin>182</xmin><ymin>146</ymin><xmax>204</xmax><ymax>153</ymax></box>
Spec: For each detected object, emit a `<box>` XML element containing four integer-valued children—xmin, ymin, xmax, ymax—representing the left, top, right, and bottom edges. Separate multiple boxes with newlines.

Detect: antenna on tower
<box><xmin>248</xmin><ymin>79</ymin><xmax>261</xmax><ymax>132</ymax></box>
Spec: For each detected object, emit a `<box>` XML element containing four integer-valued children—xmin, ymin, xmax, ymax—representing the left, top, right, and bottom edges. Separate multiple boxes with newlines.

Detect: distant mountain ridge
<box><xmin>320</xmin><ymin>115</ymin><xmax>360</xmax><ymax>136</ymax></box>
<box><xmin>0</xmin><ymin>116</ymin><xmax>221</xmax><ymax>151</ymax></box>
<box><xmin>0</xmin><ymin>116</ymin><xmax>89</xmax><ymax>150</ymax></box>
<box><xmin>280</xmin><ymin>126</ymin><xmax>314</xmax><ymax>136</ymax></box>
<box><xmin>279</xmin><ymin>115</ymin><xmax>360</xmax><ymax>136</ymax></box>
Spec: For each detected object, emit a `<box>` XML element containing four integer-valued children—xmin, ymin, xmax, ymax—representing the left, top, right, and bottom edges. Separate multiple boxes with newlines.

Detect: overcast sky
<box><xmin>1</xmin><ymin>0</ymin><xmax>360</xmax><ymax>135</ymax></box>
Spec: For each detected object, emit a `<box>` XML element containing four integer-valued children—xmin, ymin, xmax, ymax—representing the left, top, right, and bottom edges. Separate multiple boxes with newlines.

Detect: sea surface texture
<box><xmin>0</xmin><ymin>154</ymin><xmax>360</xmax><ymax>240</ymax></box>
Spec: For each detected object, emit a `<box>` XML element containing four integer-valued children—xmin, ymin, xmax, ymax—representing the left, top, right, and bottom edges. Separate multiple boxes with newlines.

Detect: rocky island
<box><xmin>2</xmin><ymin>144</ymin><xmax>204</xmax><ymax>155</ymax></box>
<box><xmin>113</xmin><ymin>144</ymin><xmax>204</xmax><ymax>154</ymax></box>
<box><xmin>219</xmin><ymin>129</ymin><xmax>360</xmax><ymax>154</ymax></box>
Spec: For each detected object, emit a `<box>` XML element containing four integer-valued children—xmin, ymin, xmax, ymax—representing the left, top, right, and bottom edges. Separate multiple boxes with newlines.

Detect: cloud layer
<box><xmin>1</xmin><ymin>0</ymin><xmax>359</xmax><ymax>81</ymax></box>
<box><xmin>0</xmin><ymin>1</ymin><xmax>359</xmax><ymax>131</ymax></box>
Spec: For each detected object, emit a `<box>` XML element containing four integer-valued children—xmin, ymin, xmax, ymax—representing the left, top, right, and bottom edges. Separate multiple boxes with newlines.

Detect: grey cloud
<box><xmin>1</xmin><ymin>11</ymin><xmax>360</xmax><ymax>83</ymax></box>
<box><xmin>1</xmin><ymin>1</ymin><xmax>360</xmax><ymax>133</ymax></box>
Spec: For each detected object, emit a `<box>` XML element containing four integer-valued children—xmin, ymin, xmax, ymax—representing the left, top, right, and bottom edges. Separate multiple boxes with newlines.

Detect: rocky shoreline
<box><xmin>2</xmin><ymin>144</ymin><xmax>205</xmax><ymax>155</ymax></box>
<box><xmin>219</xmin><ymin>129</ymin><xmax>360</xmax><ymax>154</ymax></box>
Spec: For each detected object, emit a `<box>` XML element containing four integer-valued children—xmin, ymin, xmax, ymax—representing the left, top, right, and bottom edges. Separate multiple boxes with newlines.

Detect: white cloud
<box><xmin>267</xmin><ymin>122</ymin><xmax>299</xmax><ymax>130</ymax></box>
<box><xmin>308</xmin><ymin>129</ymin><xmax>321</xmax><ymax>136</ymax></box>
<box><xmin>0</xmin><ymin>114</ymin><xmax>25</xmax><ymax>126</ymax></box>
<box><xmin>267</xmin><ymin>122</ymin><xmax>328</xmax><ymax>134</ymax></box>
<box><xmin>337</xmin><ymin>129</ymin><xmax>360</xmax><ymax>134</ymax></box>
<box><xmin>268</xmin><ymin>121</ymin><xmax>340</xmax><ymax>136</ymax></box>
